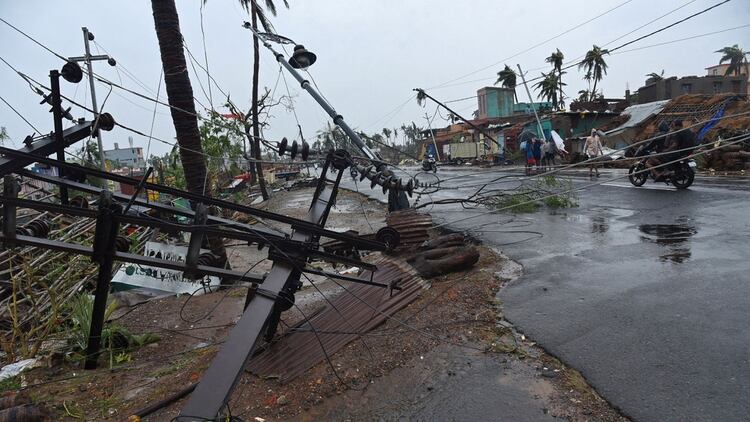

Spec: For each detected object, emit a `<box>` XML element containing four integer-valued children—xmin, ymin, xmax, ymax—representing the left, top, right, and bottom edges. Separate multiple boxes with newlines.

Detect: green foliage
<box><xmin>534</xmin><ymin>71</ymin><xmax>566</xmax><ymax>110</ymax></box>
<box><xmin>199</xmin><ymin>111</ymin><xmax>246</xmax><ymax>191</ymax></box>
<box><xmin>488</xmin><ymin>175</ymin><xmax>578</xmax><ymax>213</ymax></box>
<box><xmin>0</xmin><ymin>375</ymin><xmax>21</xmax><ymax>392</ymax></box>
<box><xmin>579</xmin><ymin>45</ymin><xmax>609</xmax><ymax>101</ymax></box>
<box><xmin>66</xmin><ymin>295</ymin><xmax>159</xmax><ymax>368</ymax></box>
<box><xmin>716</xmin><ymin>44</ymin><xmax>749</xmax><ymax>76</ymax></box>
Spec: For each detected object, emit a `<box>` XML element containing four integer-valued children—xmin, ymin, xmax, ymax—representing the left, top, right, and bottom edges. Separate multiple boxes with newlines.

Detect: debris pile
<box><xmin>0</xmin><ymin>178</ymin><xmax>151</xmax><ymax>362</ymax></box>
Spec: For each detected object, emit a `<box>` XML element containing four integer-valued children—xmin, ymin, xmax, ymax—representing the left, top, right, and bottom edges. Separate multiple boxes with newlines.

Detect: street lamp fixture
<box><xmin>289</xmin><ymin>44</ymin><xmax>316</xmax><ymax>69</ymax></box>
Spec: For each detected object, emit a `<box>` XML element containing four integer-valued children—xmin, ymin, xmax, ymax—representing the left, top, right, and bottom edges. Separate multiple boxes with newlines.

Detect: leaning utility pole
<box><xmin>516</xmin><ymin>64</ymin><xmax>545</xmax><ymax>139</ymax></box>
<box><xmin>68</xmin><ymin>27</ymin><xmax>116</xmax><ymax>170</ymax></box>
<box><xmin>413</xmin><ymin>88</ymin><xmax>502</xmax><ymax>150</ymax></box>
<box><xmin>423</xmin><ymin>112</ymin><xmax>441</xmax><ymax>161</ymax></box>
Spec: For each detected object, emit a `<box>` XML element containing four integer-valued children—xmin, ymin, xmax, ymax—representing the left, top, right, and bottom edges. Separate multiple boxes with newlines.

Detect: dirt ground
<box><xmin>14</xmin><ymin>186</ymin><xmax>627</xmax><ymax>421</ymax></box>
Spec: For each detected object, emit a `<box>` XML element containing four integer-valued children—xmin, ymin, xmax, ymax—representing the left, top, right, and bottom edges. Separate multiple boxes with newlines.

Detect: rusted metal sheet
<box><xmin>247</xmin><ymin>258</ymin><xmax>425</xmax><ymax>382</ymax></box>
<box><xmin>386</xmin><ymin>210</ymin><xmax>432</xmax><ymax>249</ymax></box>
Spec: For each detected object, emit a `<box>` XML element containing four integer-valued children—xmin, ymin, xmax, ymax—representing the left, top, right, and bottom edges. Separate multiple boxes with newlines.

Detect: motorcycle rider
<box><xmin>422</xmin><ymin>153</ymin><xmax>436</xmax><ymax>172</ymax></box>
<box><xmin>647</xmin><ymin>120</ymin><xmax>696</xmax><ymax>181</ymax></box>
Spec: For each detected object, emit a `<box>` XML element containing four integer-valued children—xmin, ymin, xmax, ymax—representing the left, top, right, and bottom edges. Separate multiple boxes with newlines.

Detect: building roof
<box><xmin>604</xmin><ymin>100</ymin><xmax>669</xmax><ymax>135</ymax></box>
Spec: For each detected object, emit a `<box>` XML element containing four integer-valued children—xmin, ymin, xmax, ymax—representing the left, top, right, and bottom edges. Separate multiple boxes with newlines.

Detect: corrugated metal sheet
<box><xmin>247</xmin><ymin>258</ymin><xmax>425</xmax><ymax>382</ymax></box>
<box><xmin>605</xmin><ymin>100</ymin><xmax>670</xmax><ymax>135</ymax></box>
<box><xmin>386</xmin><ymin>210</ymin><xmax>432</xmax><ymax>249</ymax></box>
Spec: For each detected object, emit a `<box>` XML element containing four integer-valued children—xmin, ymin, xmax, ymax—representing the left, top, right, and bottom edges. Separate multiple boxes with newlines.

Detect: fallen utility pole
<box><xmin>0</xmin><ymin>40</ymin><xmax>410</xmax><ymax>422</ymax></box>
<box><xmin>242</xmin><ymin>22</ymin><xmax>411</xmax><ymax>211</ymax></box>
<box><xmin>516</xmin><ymin>64</ymin><xmax>546</xmax><ymax>139</ymax></box>
<box><xmin>413</xmin><ymin>88</ymin><xmax>502</xmax><ymax>150</ymax></box>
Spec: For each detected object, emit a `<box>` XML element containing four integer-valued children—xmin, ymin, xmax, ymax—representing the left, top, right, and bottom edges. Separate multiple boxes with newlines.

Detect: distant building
<box><xmin>476</xmin><ymin>87</ymin><xmax>515</xmax><ymax>119</ymax></box>
<box><xmin>104</xmin><ymin>137</ymin><xmax>145</xmax><ymax>169</ymax></box>
<box><xmin>705</xmin><ymin>63</ymin><xmax>750</xmax><ymax>95</ymax></box>
<box><xmin>636</xmin><ymin>73</ymin><xmax>747</xmax><ymax>104</ymax></box>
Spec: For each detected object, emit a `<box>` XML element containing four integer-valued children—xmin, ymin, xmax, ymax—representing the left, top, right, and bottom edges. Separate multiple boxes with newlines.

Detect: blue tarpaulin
<box><xmin>697</xmin><ymin>104</ymin><xmax>726</xmax><ymax>143</ymax></box>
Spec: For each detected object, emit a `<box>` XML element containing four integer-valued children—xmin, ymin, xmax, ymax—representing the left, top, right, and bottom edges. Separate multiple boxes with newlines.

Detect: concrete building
<box><xmin>705</xmin><ymin>63</ymin><xmax>750</xmax><ymax>95</ymax></box>
<box><xmin>636</xmin><ymin>74</ymin><xmax>747</xmax><ymax>104</ymax></box>
<box><xmin>104</xmin><ymin>137</ymin><xmax>145</xmax><ymax>168</ymax></box>
<box><xmin>476</xmin><ymin>87</ymin><xmax>515</xmax><ymax>119</ymax></box>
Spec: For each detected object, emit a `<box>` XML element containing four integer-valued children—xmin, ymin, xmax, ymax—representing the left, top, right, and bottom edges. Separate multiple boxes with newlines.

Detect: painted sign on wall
<box><xmin>112</xmin><ymin>241</ymin><xmax>220</xmax><ymax>295</ymax></box>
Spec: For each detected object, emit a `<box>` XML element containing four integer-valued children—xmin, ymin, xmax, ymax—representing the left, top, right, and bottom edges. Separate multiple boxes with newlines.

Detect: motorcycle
<box><xmin>422</xmin><ymin>157</ymin><xmax>437</xmax><ymax>173</ymax></box>
<box><xmin>627</xmin><ymin>143</ymin><xmax>696</xmax><ymax>189</ymax></box>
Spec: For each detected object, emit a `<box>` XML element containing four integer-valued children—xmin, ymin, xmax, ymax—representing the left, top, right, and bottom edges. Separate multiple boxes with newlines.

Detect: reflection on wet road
<box><xmin>639</xmin><ymin>217</ymin><xmax>697</xmax><ymax>263</ymax></box>
<box><xmin>337</xmin><ymin>166</ymin><xmax>750</xmax><ymax>422</ymax></box>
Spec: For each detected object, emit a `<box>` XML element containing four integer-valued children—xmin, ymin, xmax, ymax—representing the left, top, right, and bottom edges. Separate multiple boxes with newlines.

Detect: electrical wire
<box><xmin>432</xmin><ymin>132</ymin><xmax>750</xmax><ymax>229</ymax></box>
<box><xmin>427</xmin><ymin>0</ymin><xmax>635</xmax><ymax>90</ymax></box>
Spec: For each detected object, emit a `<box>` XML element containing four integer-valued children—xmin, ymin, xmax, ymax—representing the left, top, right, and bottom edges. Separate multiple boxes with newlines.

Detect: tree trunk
<box><xmin>151</xmin><ymin>0</ymin><xmax>227</xmax><ymax>262</ymax></box>
<box><xmin>591</xmin><ymin>79</ymin><xmax>598</xmax><ymax>102</ymax></box>
<box><xmin>151</xmin><ymin>0</ymin><xmax>208</xmax><ymax>197</ymax></box>
<box><xmin>251</xmin><ymin>3</ymin><xmax>270</xmax><ymax>200</ymax></box>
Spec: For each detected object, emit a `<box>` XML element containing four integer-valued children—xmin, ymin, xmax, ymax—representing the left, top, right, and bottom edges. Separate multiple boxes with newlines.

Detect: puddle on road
<box><xmin>638</xmin><ymin>217</ymin><xmax>697</xmax><ymax>263</ymax></box>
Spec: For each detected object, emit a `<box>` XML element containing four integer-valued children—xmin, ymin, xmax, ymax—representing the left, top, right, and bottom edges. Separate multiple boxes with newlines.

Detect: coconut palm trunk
<box><xmin>251</xmin><ymin>2</ymin><xmax>270</xmax><ymax>200</ymax></box>
<box><xmin>151</xmin><ymin>0</ymin><xmax>227</xmax><ymax>262</ymax></box>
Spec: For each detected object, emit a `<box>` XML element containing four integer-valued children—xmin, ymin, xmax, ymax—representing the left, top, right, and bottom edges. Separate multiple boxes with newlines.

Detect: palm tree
<box><xmin>579</xmin><ymin>45</ymin><xmax>608</xmax><ymax>103</ymax></box>
<box><xmin>382</xmin><ymin>128</ymin><xmax>392</xmax><ymax>144</ymax></box>
<box><xmin>577</xmin><ymin>90</ymin><xmax>589</xmax><ymax>102</ymax></box>
<box><xmin>715</xmin><ymin>44</ymin><xmax>749</xmax><ymax>76</ymax></box>
<box><xmin>533</xmin><ymin>71</ymin><xmax>566</xmax><ymax>110</ymax></box>
<box><xmin>151</xmin><ymin>0</ymin><xmax>210</xmax><ymax>197</ymax></box>
<box><xmin>645</xmin><ymin>70</ymin><xmax>665</xmax><ymax>82</ymax></box>
<box><xmin>546</xmin><ymin>49</ymin><xmax>565</xmax><ymax>108</ymax></box>
<box><xmin>239</xmin><ymin>0</ymin><xmax>288</xmax><ymax>200</ymax></box>
<box><xmin>495</xmin><ymin>64</ymin><xmax>518</xmax><ymax>103</ymax></box>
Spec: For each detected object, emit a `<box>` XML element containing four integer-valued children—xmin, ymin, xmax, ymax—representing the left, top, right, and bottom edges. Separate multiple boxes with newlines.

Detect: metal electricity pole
<box><xmin>423</xmin><ymin>112</ymin><xmax>441</xmax><ymax>161</ymax></box>
<box><xmin>68</xmin><ymin>27</ymin><xmax>116</xmax><ymax>170</ymax></box>
<box><xmin>516</xmin><ymin>64</ymin><xmax>545</xmax><ymax>139</ymax></box>
<box><xmin>413</xmin><ymin>89</ymin><xmax>502</xmax><ymax>149</ymax></box>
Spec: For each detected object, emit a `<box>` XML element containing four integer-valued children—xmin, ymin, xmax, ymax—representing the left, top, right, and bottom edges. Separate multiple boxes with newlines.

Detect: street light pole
<box><xmin>68</xmin><ymin>27</ymin><xmax>115</xmax><ymax>170</ymax></box>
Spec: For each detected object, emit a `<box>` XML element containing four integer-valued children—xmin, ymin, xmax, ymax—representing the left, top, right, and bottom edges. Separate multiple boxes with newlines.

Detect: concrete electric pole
<box><xmin>68</xmin><ymin>27</ymin><xmax>116</xmax><ymax>170</ymax></box>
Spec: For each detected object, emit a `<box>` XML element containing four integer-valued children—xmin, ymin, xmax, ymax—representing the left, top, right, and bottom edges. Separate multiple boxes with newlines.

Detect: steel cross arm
<box><xmin>16</xmin><ymin>170</ymin><xmax>286</xmax><ymax>239</ymax></box>
<box><xmin>0</xmin><ymin>196</ymin><xmax>298</xmax><ymax>249</ymax></box>
<box><xmin>68</xmin><ymin>54</ymin><xmax>110</xmax><ymax>62</ymax></box>
<box><xmin>1</xmin><ymin>148</ymin><xmax>387</xmax><ymax>251</ymax></box>
<box><xmin>413</xmin><ymin>88</ymin><xmax>502</xmax><ymax>148</ymax></box>
<box><xmin>0</xmin><ymin>121</ymin><xmax>94</xmax><ymax>175</ymax></box>
<box><xmin>0</xmin><ymin>234</ymin><xmax>265</xmax><ymax>283</ymax></box>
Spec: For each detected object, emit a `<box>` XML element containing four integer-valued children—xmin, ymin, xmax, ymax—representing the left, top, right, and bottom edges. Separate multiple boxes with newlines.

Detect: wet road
<box><xmin>338</xmin><ymin>165</ymin><xmax>750</xmax><ymax>422</ymax></box>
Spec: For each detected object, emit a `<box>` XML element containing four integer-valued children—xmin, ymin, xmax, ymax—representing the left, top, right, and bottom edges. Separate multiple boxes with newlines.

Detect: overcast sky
<box><xmin>1</xmin><ymin>0</ymin><xmax>748</xmax><ymax>157</ymax></box>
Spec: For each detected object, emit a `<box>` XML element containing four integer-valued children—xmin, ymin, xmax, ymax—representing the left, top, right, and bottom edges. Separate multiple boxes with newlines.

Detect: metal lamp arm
<box><xmin>242</xmin><ymin>23</ymin><xmax>381</xmax><ymax>164</ymax></box>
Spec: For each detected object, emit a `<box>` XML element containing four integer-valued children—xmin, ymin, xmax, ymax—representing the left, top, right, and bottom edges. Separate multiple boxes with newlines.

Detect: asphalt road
<box><xmin>338</xmin><ymin>165</ymin><xmax>750</xmax><ymax>422</ymax></box>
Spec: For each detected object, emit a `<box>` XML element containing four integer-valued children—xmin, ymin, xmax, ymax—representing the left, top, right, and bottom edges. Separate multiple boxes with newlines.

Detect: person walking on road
<box><xmin>532</xmin><ymin>138</ymin><xmax>543</xmax><ymax>172</ymax></box>
<box><xmin>584</xmin><ymin>129</ymin><xmax>604</xmax><ymax>177</ymax></box>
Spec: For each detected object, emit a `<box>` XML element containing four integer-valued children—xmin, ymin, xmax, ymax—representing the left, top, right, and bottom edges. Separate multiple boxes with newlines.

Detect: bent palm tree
<box><xmin>495</xmin><ymin>64</ymin><xmax>518</xmax><ymax>103</ymax></box>
<box><xmin>646</xmin><ymin>70</ymin><xmax>665</xmax><ymax>82</ymax></box>
<box><xmin>151</xmin><ymin>0</ymin><xmax>209</xmax><ymax>196</ymax></box>
<box><xmin>533</xmin><ymin>71</ymin><xmax>566</xmax><ymax>110</ymax></box>
<box><xmin>546</xmin><ymin>49</ymin><xmax>565</xmax><ymax>108</ymax></box>
<box><xmin>715</xmin><ymin>44</ymin><xmax>749</xmax><ymax>76</ymax></box>
<box><xmin>579</xmin><ymin>45</ymin><xmax>608</xmax><ymax>103</ymax></box>
<box><xmin>151</xmin><ymin>0</ymin><xmax>227</xmax><ymax>262</ymax></box>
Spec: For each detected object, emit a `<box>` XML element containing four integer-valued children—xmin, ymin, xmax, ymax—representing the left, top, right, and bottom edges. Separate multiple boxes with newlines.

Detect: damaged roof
<box><xmin>604</xmin><ymin>100</ymin><xmax>670</xmax><ymax>136</ymax></box>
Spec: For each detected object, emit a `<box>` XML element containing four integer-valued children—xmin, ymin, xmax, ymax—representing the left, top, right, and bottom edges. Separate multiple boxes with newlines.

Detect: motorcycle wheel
<box><xmin>672</xmin><ymin>165</ymin><xmax>694</xmax><ymax>189</ymax></box>
<box><xmin>628</xmin><ymin>163</ymin><xmax>648</xmax><ymax>186</ymax></box>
